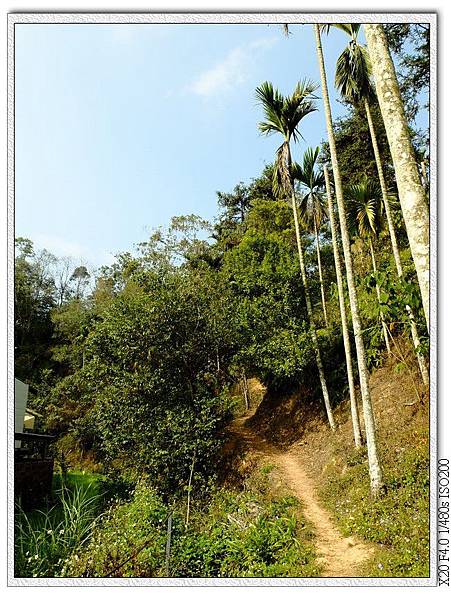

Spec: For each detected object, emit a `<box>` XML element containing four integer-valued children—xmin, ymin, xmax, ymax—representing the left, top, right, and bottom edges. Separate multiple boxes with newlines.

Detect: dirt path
<box><xmin>229</xmin><ymin>412</ymin><xmax>374</xmax><ymax>577</ymax></box>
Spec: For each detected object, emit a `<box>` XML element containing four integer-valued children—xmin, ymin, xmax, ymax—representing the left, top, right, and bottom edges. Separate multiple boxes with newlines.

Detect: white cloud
<box><xmin>188</xmin><ymin>36</ymin><xmax>278</xmax><ymax>98</ymax></box>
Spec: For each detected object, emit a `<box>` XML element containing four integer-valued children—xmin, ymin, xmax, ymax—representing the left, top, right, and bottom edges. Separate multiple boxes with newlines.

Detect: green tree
<box><xmin>256</xmin><ymin>80</ymin><xmax>336</xmax><ymax>430</ymax></box>
<box><xmin>217</xmin><ymin>182</ymin><xmax>252</xmax><ymax>224</ymax></box>
<box><xmin>346</xmin><ymin>177</ymin><xmax>391</xmax><ymax>353</ymax></box>
<box><xmin>222</xmin><ymin>199</ymin><xmax>313</xmax><ymax>391</ymax></box>
<box><xmin>14</xmin><ymin>238</ymin><xmax>56</xmax><ymax>384</ymax></box>
<box><xmin>70</xmin><ymin>266</ymin><xmax>91</xmax><ymax>300</ymax></box>
<box><xmin>293</xmin><ymin>146</ymin><xmax>329</xmax><ymax>326</ymax></box>
<box><xmin>49</xmin><ymin>266</ymin><xmax>237</xmax><ymax>495</ymax></box>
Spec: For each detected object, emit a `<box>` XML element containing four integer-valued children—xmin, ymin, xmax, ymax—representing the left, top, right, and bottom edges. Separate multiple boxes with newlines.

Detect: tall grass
<box><xmin>15</xmin><ymin>481</ymin><xmax>103</xmax><ymax>578</ymax></box>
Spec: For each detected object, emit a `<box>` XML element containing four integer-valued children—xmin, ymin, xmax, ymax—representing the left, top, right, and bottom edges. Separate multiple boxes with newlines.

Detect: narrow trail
<box><xmin>229</xmin><ymin>411</ymin><xmax>374</xmax><ymax>578</ymax></box>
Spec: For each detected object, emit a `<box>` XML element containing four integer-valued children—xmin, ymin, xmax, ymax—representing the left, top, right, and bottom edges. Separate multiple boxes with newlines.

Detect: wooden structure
<box><xmin>14</xmin><ymin>432</ymin><xmax>55</xmax><ymax>508</ymax></box>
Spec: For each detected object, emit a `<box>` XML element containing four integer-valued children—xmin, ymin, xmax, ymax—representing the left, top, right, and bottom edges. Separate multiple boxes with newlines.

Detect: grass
<box><xmin>15</xmin><ymin>471</ymin><xmax>105</xmax><ymax>578</ymax></box>
<box><xmin>319</xmin><ymin>438</ymin><xmax>429</xmax><ymax>577</ymax></box>
<box><xmin>314</xmin><ymin>398</ymin><xmax>430</xmax><ymax>577</ymax></box>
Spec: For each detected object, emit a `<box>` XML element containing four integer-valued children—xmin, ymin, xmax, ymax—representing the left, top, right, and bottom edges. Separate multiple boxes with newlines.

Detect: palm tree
<box><xmin>256</xmin><ymin>80</ymin><xmax>336</xmax><ymax>431</ymax></box>
<box><xmin>346</xmin><ymin>177</ymin><xmax>391</xmax><ymax>353</ymax></box>
<box><xmin>323</xmin><ymin>166</ymin><xmax>362</xmax><ymax>447</ymax></box>
<box><xmin>292</xmin><ymin>146</ymin><xmax>329</xmax><ymax>327</ymax></box>
<box><xmin>364</xmin><ymin>24</ymin><xmax>430</xmax><ymax>333</ymax></box>
<box><xmin>332</xmin><ymin>24</ymin><xmax>428</xmax><ymax>385</ymax></box>
<box><xmin>313</xmin><ymin>24</ymin><xmax>383</xmax><ymax>495</ymax></box>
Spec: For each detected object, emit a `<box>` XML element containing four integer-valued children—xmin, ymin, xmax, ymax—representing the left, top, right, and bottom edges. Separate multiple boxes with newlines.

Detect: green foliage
<box><xmin>256</xmin><ymin>79</ymin><xmax>318</xmax><ymax>143</ymax></box>
<box><xmin>293</xmin><ymin>146</ymin><xmax>328</xmax><ymax>232</ymax></box>
<box><xmin>15</xmin><ymin>475</ymin><xmax>103</xmax><ymax>577</ymax></box>
<box><xmin>346</xmin><ymin>176</ymin><xmax>384</xmax><ymax>239</ymax></box>
<box><xmin>320</xmin><ymin>432</ymin><xmax>429</xmax><ymax>577</ymax></box>
<box><xmin>331</xmin><ymin>23</ymin><xmax>375</xmax><ymax>106</ymax></box>
<box><xmin>14</xmin><ymin>26</ymin><xmax>431</xmax><ymax>579</ymax></box>
<box><xmin>64</xmin><ymin>480</ymin><xmax>168</xmax><ymax>577</ymax></box>
<box><xmin>356</xmin><ymin>248</ymin><xmax>428</xmax><ymax>368</ymax></box>
<box><xmin>66</xmin><ymin>472</ymin><xmax>320</xmax><ymax>578</ymax></box>
<box><xmin>217</xmin><ymin>182</ymin><xmax>252</xmax><ymax>225</ymax></box>
<box><xmin>171</xmin><ymin>493</ymin><xmax>317</xmax><ymax>577</ymax></box>
<box><xmin>222</xmin><ymin>200</ymin><xmax>316</xmax><ymax>391</ymax></box>
<box><xmin>320</xmin><ymin>101</ymin><xmax>395</xmax><ymax>189</ymax></box>
<box><xmin>14</xmin><ymin>238</ymin><xmax>57</xmax><ymax>383</ymax></box>
<box><xmin>384</xmin><ymin>23</ymin><xmax>430</xmax><ymax>123</ymax></box>
<box><xmin>50</xmin><ymin>267</ymin><xmax>238</xmax><ymax>495</ymax></box>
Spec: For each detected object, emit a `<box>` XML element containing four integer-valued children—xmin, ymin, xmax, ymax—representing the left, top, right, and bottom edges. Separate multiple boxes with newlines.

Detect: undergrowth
<box><xmin>65</xmin><ymin>467</ymin><xmax>321</xmax><ymax>578</ymax></box>
<box><xmin>15</xmin><ymin>473</ymin><xmax>104</xmax><ymax>578</ymax></box>
<box><xmin>319</xmin><ymin>420</ymin><xmax>429</xmax><ymax>577</ymax></box>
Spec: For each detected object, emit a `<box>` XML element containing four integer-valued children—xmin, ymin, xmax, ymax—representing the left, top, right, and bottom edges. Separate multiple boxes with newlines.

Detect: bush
<box><xmin>65</xmin><ymin>471</ymin><xmax>321</xmax><ymax>578</ymax></box>
<box><xmin>65</xmin><ymin>480</ymin><xmax>168</xmax><ymax>577</ymax></box>
<box><xmin>171</xmin><ymin>492</ymin><xmax>319</xmax><ymax>577</ymax></box>
<box><xmin>54</xmin><ymin>274</ymin><xmax>238</xmax><ymax>497</ymax></box>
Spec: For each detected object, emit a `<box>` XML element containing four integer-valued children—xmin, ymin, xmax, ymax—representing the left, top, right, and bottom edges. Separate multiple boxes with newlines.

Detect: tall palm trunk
<box><xmin>314</xmin><ymin>24</ymin><xmax>383</xmax><ymax>495</ymax></box>
<box><xmin>364</xmin><ymin>99</ymin><xmax>429</xmax><ymax>385</ymax></box>
<box><xmin>324</xmin><ymin>167</ymin><xmax>362</xmax><ymax>447</ymax></box>
<box><xmin>290</xmin><ymin>185</ymin><xmax>336</xmax><ymax>431</ymax></box>
<box><xmin>420</xmin><ymin>161</ymin><xmax>429</xmax><ymax>189</ymax></box>
<box><xmin>313</xmin><ymin>220</ymin><xmax>329</xmax><ymax>327</ymax></box>
<box><xmin>368</xmin><ymin>237</ymin><xmax>391</xmax><ymax>354</ymax></box>
<box><xmin>364</xmin><ymin>24</ymin><xmax>430</xmax><ymax>333</ymax></box>
<box><xmin>284</xmin><ymin>142</ymin><xmax>335</xmax><ymax>430</ymax></box>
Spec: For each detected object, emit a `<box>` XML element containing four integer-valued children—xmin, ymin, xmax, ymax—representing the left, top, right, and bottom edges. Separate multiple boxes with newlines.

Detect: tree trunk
<box><xmin>364</xmin><ymin>24</ymin><xmax>430</xmax><ymax>333</ymax></box>
<box><xmin>242</xmin><ymin>370</ymin><xmax>250</xmax><ymax>411</ymax></box>
<box><xmin>314</xmin><ymin>220</ymin><xmax>329</xmax><ymax>327</ymax></box>
<box><xmin>369</xmin><ymin>238</ymin><xmax>391</xmax><ymax>354</ymax></box>
<box><xmin>364</xmin><ymin>98</ymin><xmax>429</xmax><ymax>385</ymax></box>
<box><xmin>285</xmin><ymin>155</ymin><xmax>335</xmax><ymax>431</ymax></box>
<box><xmin>290</xmin><ymin>186</ymin><xmax>336</xmax><ymax>431</ymax></box>
<box><xmin>324</xmin><ymin>166</ymin><xmax>362</xmax><ymax>447</ymax></box>
<box><xmin>314</xmin><ymin>24</ymin><xmax>383</xmax><ymax>495</ymax></box>
<box><xmin>421</xmin><ymin>160</ymin><xmax>429</xmax><ymax>189</ymax></box>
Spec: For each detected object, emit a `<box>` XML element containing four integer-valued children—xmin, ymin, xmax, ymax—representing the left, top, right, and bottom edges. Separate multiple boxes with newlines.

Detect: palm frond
<box><xmin>290</xmin><ymin>161</ymin><xmax>304</xmax><ymax>183</ymax></box>
<box><xmin>281</xmin><ymin>24</ymin><xmax>290</xmax><ymax>37</ymax></box>
<box><xmin>346</xmin><ymin>176</ymin><xmax>384</xmax><ymax>239</ymax></box>
<box><xmin>256</xmin><ymin>79</ymin><xmax>318</xmax><ymax>142</ymax></box>
<box><xmin>319</xmin><ymin>24</ymin><xmax>331</xmax><ymax>34</ymax></box>
<box><xmin>335</xmin><ymin>23</ymin><xmax>360</xmax><ymax>38</ymax></box>
<box><xmin>293</xmin><ymin>146</ymin><xmax>328</xmax><ymax>231</ymax></box>
<box><xmin>256</xmin><ymin>81</ymin><xmax>286</xmax><ymax>136</ymax></box>
<box><xmin>285</xmin><ymin>79</ymin><xmax>318</xmax><ymax>142</ymax></box>
<box><xmin>335</xmin><ymin>41</ymin><xmax>375</xmax><ymax>104</ymax></box>
<box><xmin>272</xmin><ymin>142</ymin><xmax>293</xmax><ymax>199</ymax></box>
<box><xmin>320</xmin><ymin>23</ymin><xmax>361</xmax><ymax>37</ymax></box>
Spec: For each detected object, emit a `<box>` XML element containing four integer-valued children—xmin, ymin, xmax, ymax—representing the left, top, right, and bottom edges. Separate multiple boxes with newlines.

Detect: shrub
<box><xmin>65</xmin><ymin>480</ymin><xmax>168</xmax><ymax>577</ymax></box>
<box><xmin>171</xmin><ymin>492</ymin><xmax>319</xmax><ymax>577</ymax></box>
<box><xmin>65</xmin><ymin>472</ymin><xmax>321</xmax><ymax>578</ymax></box>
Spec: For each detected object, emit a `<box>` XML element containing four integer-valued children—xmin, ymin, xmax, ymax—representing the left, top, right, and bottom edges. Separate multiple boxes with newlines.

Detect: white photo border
<box><xmin>7</xmin><ymin>11</ymin><xmax>437</xmax><ymax>587</ymax></box>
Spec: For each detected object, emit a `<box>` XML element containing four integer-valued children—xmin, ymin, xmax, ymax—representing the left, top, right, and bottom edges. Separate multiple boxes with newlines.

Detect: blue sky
<box><xmin>15</xmin><ymin>23</ymin><xmax>426</xmax><ymax>268</ymax></box>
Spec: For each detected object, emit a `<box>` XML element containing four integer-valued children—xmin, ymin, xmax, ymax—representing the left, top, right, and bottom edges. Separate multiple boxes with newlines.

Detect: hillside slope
<box><xmin>227</xmin><ymin>350</ymin><xmax>429</xmax><ymax>578</ymax></box>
